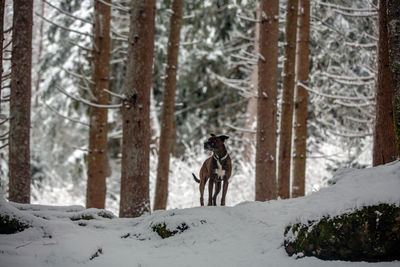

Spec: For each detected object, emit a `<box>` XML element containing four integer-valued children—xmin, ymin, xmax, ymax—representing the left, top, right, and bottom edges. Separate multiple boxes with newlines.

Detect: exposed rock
<box><xmin>284</xmin><ymin>204</ymin><xmax>400</xmax><ymax>262</ymax></box>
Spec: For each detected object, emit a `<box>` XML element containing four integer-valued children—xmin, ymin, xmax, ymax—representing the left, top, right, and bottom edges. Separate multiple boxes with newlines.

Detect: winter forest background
<box><xmin>0</xmin><ymin>0</ymin><xmax>397</xmax><ymax>216</ymax></box>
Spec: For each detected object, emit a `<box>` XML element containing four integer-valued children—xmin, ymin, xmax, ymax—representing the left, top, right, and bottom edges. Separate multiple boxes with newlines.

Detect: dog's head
<box><xmin>204</xmin><ymin>134</ymin><xmax>229</xmax><ymax>152</ymax></box>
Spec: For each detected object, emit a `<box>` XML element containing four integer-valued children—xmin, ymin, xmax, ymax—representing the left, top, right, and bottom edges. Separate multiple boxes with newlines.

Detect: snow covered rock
<box><xmin>284</xmin><ymin>204</ymin><xmax>400</xmax><ymax>262</ymax></box>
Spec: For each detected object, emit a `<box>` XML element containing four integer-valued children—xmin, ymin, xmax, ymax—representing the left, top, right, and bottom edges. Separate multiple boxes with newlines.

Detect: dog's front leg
<box><xmin>221</xmin><ymin>177</ymin><xmax>229</xmax><ymax>206</ymax></box>
<box><xmin>208</xmin><ymin>178</ymin><xmax>214</xmax><ymax>206</ymax></box>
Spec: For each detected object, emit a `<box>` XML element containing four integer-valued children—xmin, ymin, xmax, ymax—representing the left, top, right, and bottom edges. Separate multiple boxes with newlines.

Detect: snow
<box><xmin>1</xmin><ymin>161</ymin><xmax>399</xmax><ymax>267</ymax></box>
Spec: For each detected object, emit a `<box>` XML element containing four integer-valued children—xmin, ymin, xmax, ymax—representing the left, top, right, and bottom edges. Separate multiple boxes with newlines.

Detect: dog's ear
<box><xmin>219</xmin><ymin>135</ymin><xmax>229</xmax><ymax>142</ymax></box>
<box><xmin>210</xmin><ymin>133</ymin><xmax>216</xmax><ymax>137</ymax></box>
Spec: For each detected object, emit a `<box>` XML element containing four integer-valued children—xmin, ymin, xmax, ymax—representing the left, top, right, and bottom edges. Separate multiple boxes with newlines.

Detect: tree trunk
<box><xmin>292</xmin><ymin>0</ymin><xmax>310</xmax><ymax>198</ymax></box>
<box><xmin>9</xmin><ymin>0</ymin><xmax>33</xmax><ymax>204</ymax></box>
<box><xmin>255</xmin><ymin>0</ymin><xmax>279</xmax><ymax>201</ymax></box>
<box><xmin>86</xmin><ymin>0</ymin><xmax>111</xmax><ymax>209</ymax></box>
<box><xmin>373</xmin><ymin>0</ymin><xmax>397</xmax><ymax>166</ymax></box>
<box><xmin>0</xmin><ymin>0</ymin><xmax>5</xmax><ymax>112</ymax></box>
<box><xmin>153</xmin><ymin>0</ymin><xmax>183</xmax><ymax>211</ymax></box>
<box><xmin>386</xmin><ymin>0</ymin><xmax>400</xmax><ymax>158</ymax></box>
<box><xmin>278</xmin><ymin>0</ymin><xmax>299</xmax><ymax>199</ymax></box>
<box><xmin>242</xmin><ymin>9</ymin><xmax>260</xmax><ymax>162</ymax></box>
<box><xmin>119</xmin><ymin>0</ymin><xmax>155</xmax><ymax>218</ymax></box>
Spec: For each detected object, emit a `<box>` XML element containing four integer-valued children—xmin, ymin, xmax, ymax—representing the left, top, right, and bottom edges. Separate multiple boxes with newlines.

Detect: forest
<box><xmin>0</xmin><ymin>0</ymin><xmax>399</xmax><ymax>266</ymax></box>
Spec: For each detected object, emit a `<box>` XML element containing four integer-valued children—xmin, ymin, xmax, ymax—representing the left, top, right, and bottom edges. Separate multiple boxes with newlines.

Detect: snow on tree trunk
<box><xmin>86</xmin><ymin>0</ymin><xmax>111</xmax><ymax>209</ymax></box>
<box><xmin>292</xmin><ymin>0</ymin><xmax>310</xmax><ymax>198</ymax></box>
<box><xmin>255</xmin><ymin>0</ymin><xmax>279</xmax><ymax>201</ymax></box>
<box><xmin>386</xmin><ymin>0</ymin><xmax>400</xmax><ymax>158</ymax></box>
<box><xmin>154</xmin><ymin>0</ymin><xmax>183</xmax><ymax>211</ymax></box>
<box><xmin>278</xmin><ymin>0</ymin><xmax>299</xmax><ymax>200</ymax></box>
<box><xmin>373</xmin><ymin>0</ymin><xmax>397</xmax><ymax>166</ymax></box>
<box><xmin>9</xmin><ymin>0</ymin><xmax>33</xmax><ymax>204</ymax></box>
<box><xmin>242</xmin><ymin>9</ymin><xmax>260</xmax><ymax>162</ymax></box>
<box><xmin>119</xmin><ymin>0</ymin><xmax>155</xmax><ymax>218</ymax></box>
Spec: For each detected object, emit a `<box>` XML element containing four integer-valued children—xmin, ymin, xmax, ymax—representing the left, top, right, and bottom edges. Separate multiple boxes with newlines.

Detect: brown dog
<box><xmin>192</xmin><ymin>134</ymin><xmax>232</xmax><ymax>206</ymax></box>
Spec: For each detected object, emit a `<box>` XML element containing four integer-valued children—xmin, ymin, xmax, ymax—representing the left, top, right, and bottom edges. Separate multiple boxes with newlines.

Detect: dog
<box><xmin>192</xmin><ymin>134</ymin><xmax>232</xmax><ymax>206</ymax></box>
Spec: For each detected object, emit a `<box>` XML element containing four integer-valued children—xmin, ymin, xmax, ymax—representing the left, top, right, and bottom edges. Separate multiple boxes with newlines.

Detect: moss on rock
<box><xmin>152</xmin><ymin>222</ymin><xmax>189</xmax><ymax>239</ymax></box>
<box><xmin>284</xmin><ymin>204</ymin><xmax>400</xmax><ymax>262</ymax></box>
<box><xmin>0</xmin><ymin>214</ymin><xmax>30</xmax><ymax>234</ymax></box>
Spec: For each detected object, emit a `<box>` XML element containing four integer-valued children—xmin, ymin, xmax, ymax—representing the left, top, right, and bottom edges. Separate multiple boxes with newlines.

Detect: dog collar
<box><xmin>213</xmin><ymin>152</ymin><xmax>228</xmax><ymax>162</ymax></box>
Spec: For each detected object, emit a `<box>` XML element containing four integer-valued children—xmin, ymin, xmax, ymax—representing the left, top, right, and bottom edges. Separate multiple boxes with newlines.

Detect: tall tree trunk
<box><xmin>278</xmin><ymin>0</ymin><xmax>299</xmax><ymax>199</ymax></box>
<box><xmin>242</xmin><ymin>9</ymin><xmax>260</xmax><ymax>162</ymax></box>
<box><xmin>386</xmin><ymin>0</ymin><xmax>400</xmax><ymax>158</ymax></box>
<box><xmin>255</xmin><ymin>0</ymin><xmax>279</xmax><ymax>201</ymax></box>
<box><xmin>9</xmin><ymin>0</ymin><xmax>33</xmax><ymax>203</ymax></box>
<box><xmin>292</xmin><ymin>0</ymin><xmax>310</xmax><ymax>198</ymax></box>
<box><xmin>373</xmin><ymin>0</ymin><xmax>397</xmax><ymax>166</ymax></box>
<box><xmin>153</xmin><ymin>0</ymin><xmax>183</xmax><ymax>211</ymax></box>
<box><xmin>86</xmin><ymin>0</ymin><xmax>111</xmax><ymax>209</ymax></box>
<box><xmin>0</xmin><ymin>0</ymin><xmax>5</xmax><ymax>112</ymax></box>
<box><xmin>119</xmin><ymin>0</ymin><xmax>155</xmax><ymax>218</ymax></box>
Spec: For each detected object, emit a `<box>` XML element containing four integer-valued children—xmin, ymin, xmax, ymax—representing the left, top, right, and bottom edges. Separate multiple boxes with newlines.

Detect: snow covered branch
<box><xmin>297</xmin><ymin>82</ymin><xmax>374</xmax><ymax>101</ymax></box>
<box><xmin>45</xmin><ymin>103</ymin><xmax>90</xmax><ymax>127</ymax></box>
<box><xmin>43</xmin><ymin>0</ymin><xmax>93</xmax><ymax>25</ymax></box>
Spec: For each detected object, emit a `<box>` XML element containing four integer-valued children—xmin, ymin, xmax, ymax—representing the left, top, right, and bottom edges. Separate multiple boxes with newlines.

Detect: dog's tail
<box><xmin>192</xmin><ymin>173</ymin><xmax>200</xmax><ymax>183</ymax></box>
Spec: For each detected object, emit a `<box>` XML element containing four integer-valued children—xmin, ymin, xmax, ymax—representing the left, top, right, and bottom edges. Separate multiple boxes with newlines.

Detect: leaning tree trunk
<box><xmin>255</xmin><ymin>0</ymin><xmax>279</xmax><ymax>201</ymax></box>
<box><xmin>292</xmin><ymin>0</ymin><xmax>310</xmax><ymax>198</ymax></box>
<box><xmin>242</xmin><ymin>9</ymin><xmax>260</xmax><ymax>162</ymax></box>
<box><xmin>86</xmin><ymin>0</ymin><xmax>111</xmax><ymax>209</ymax></box>
<box><xmin>373</xmin><ymin>0</ymin><xmax>397</xmax><ymax>166</ymax></box>
<box><xmin>119</xmin><ymin>0</ymin><xmax>155</xmax><ymax>218</ymax></box>
<box><xmin>278</xmin><ymin>0</ymin><xmax>299</xmax><ymax>199</ymax></box>
<box><xmin>153</xmin><ymin>0</ymin><xmax>184</xmax><ymax>211</ymax></box>
<box><xmin>9</xmin><ymin>0</ymin><xmax>33</xmax><ymax>203</ymax></box>
<box><xmin>386</xmin><ymin>0</ymin><xmax>400</xmax><ymax>158</ymax></box>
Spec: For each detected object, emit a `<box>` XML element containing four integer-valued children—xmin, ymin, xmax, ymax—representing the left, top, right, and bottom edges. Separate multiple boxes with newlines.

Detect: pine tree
<box><xmin>386</xmin><ymin>0</ymin><xmax>400</xmax><ymax>157</ymax></box>
<box><xmin>9</xmin><ymin>0</ymin><xmax>33</xmax><ymax>203</ymax></box>
<box><xmin>292</xmin><ymin>0</ymin><xmax>310</xmax><ymax>198</ymax></box>
<box><xmin>86</xmin><ymin>0</ymin><xmax>111</xmax><ymax>209</ymax></box>
<box><xmin>154</xmin><ymin>0</ymin><xmax>184</xmax><ymax>211</ymax></box>
<box><xmin>119</xmin><ymin>0</ymin><xmax>155</xmax><ymax>218</ymax></box>
<box><xmin>373</xmin><ymin>0</ymin><xmax>397</xmax><ymax>166</ymax></box>
<box><xmin>255</xmin><ymin>0</ymin><xmax>279</xmax><ymax>201</ymax></box>
<box><xmin>278</xmin><ymin>0</ymin><xmax>299</xmax><ymax>199</ymax></box>
<box><xmin>0</xmin><ymin>0</ymin><xmax>4</xmax><ymax>111</ymax></box>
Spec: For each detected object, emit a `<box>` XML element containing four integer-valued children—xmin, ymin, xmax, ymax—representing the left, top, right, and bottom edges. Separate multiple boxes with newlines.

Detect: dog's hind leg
<box><xmin>221</xmin><ymin>177</ymin><xmax>229</xmax><ymax>206</ymax></box>
<box><xmin>207</xmin><ymin>178</ymin><xmax>214</xmax><ymax>206</ymax></box>
<box><xmin>213</xmin><ymin>181</ymin><xmax>221</xmax><ymax>206</ymax></box>
<box><xmin>199</xmin><ymin>176</ymin><xmax>207</xmax><ymax>206</ymax></box>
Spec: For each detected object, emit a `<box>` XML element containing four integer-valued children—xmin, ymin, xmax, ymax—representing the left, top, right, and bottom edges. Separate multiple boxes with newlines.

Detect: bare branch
<box><xmin>297</xmin><ymin>82</ymin><xmax>374</xmax><ymax>101</ymax></box>
<box><xmin>0</xmin><ymin>142</ymin><xmax>9</xmax><ymax>150</ymax></box>
<box><xmin>317</xmin><ymin>1</ymin><xmax>377</xmax><ymax>13</ymax></box>
<box><xmin>103</xmin><ymin>88</ymin><xmax>125</xmax><ymax>99</ymax></box>
<box><xmin>56</xmin><ymin>86</ymin><xmax>122</xmax><ymax>109</ymax></box>
<box><xmin>45</xmin><ymin>103</ymin><xmax>90</xmax><ymax>126</ymax></box>
<box><xmin>225</xmin><ymin>123</ymin><xmax>256</xmax><ymax>134</ymax></box>
<box><xmin>97</xmin><ymin>0</ymin><xmax>129</xmax><ymax>12</ymax></box>
<box><xmin>43</xmin><ymin>0</ymin><xmax>93</xmax><ymax>25</ymax></box>
<box><xmin>35</xmin><ymin>12</ymin><xmax>94</xmax><ymax>38</ymax></box>
<box><xmin>175</xmin><ymin>91</ymin><xmax>226</xmax><ymax>115</ymax></box>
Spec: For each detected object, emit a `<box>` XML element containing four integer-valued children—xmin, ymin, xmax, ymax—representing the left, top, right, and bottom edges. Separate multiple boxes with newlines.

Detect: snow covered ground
<box><xmin>1</xmin><ymin>160</ymin><xmax>399</xmax><ymax>267</ymax></box>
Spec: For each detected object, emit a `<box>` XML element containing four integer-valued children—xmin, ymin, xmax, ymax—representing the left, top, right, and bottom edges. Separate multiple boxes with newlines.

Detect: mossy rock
<box><xmin>0</xmin><ymin>214</ymin><xmax>30</xmax><ymax>234</ymax></box>
<box><xmin>152</xmin><ymin>222</ymin><xmax>189</xmax><ymax>239</ymax></box>
<box><xmin>284</xmin><ymin>204</ymin><xmax>400</xmax><ymax>262</ymax></box>
<box><xmin>70</xmin><ymin>210</ymin><xmax>113</xmax><ymax>221</ymax></box>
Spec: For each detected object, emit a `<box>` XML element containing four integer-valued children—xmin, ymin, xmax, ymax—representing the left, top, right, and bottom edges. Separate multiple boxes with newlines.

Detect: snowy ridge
<box><xmin>1</xmin><ymin>161</ymin><xmax>399</xmax><ymax>267</ymax></box>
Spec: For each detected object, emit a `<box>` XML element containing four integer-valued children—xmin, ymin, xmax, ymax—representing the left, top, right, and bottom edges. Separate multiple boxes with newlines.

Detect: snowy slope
<box><xmin>1</xmin><ymin>161</ymin><xmax>399</xmax><ymax>267</ymax></box>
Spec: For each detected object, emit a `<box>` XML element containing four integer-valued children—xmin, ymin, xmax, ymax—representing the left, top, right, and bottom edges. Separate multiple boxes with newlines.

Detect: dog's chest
<box><xmin>214</xmin><ymin>160</ymin><xmax>226</xmax><ymax>178</ymax></box>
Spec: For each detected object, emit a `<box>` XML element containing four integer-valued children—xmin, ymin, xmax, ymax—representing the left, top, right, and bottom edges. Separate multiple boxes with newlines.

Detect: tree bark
<box><xmin>255</xmin><ymin>0</ymin><xmax>279</xmax><ymax>201</ymax></box>
<box><xmin>278</xmin><ymin>0</ymin><xmax>299</xmax><ymax>199</ymax></box>
<box><xmin>9</xmin><ymin>0</ymin><xmax>33</xmax><ymax>204</ymax></box>
<box><xmin>0</xmin><ymin>0</ymin><xmax>5</xmax><ymax>112</ymax></box>
<box><xmin>373</xmin><ymin>0</ymin><xmax>397</xmax><ymax>166</ymax></box>
<box><xmin>86</xmin><ymin>0</ymin><xmax>111</xmax><ymax>209</ymax></box>
<box><xmin>386</xmin><ymin>0</ymin><xmax>400</xmax><ymax>158</ymax></box>
<box><xmin>119</xmin><ymin>0</ymin><xmax>155</xmax><ymax>218</ymax></box>
<box><xmin>292</xmin><ymin>0</ymin><xmax>310</xmax><ymax>198</ymax></box>
<box><xmin>154</xmin><ymin>0</ymin><xmax>183</xmax><ymax>211</ymax></box>
<box><xmin>242</xmin><ymin>9</ymin><xmax>260</xmax><ymax>162</ymax></box>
